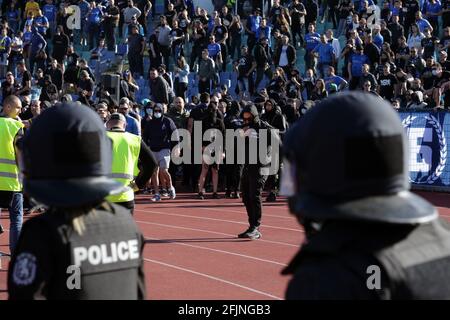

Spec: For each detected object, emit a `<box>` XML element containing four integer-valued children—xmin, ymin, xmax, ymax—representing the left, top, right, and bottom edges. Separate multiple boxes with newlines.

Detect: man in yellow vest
<box><xmin>0</xmin><ymin>95</ymin><xmax>24</xmax><ymax>253</ymax></box>
<box><xmin>106</xmin><ymin>113</ymin><xmax>157</xmax><ymax>214</ymax></box>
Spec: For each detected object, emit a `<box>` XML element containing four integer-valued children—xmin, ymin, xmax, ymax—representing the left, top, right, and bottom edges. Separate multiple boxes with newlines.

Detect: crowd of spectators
<box><xmin>1</xmin><ymin>0</ymin><xmax>450</xmax><ymax>201</ymax></box>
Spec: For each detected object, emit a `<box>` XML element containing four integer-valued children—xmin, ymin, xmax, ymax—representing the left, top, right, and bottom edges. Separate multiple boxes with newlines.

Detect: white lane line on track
<box><xmin>144</xmin><ymin>236</ymin><xmax>288</xmax><ymax>266</ymax></box>
<box><xmin>143</xmin><ymin>258</ymin><xmax>283</xmax><ymax>300</ymax></box>
<box><xmin>134</xmin><ymin>209</ymin><xmax>303</xmax><ymax>233</ymax></box>
<box><xmin>2</xmin><ymin>221</ymin><xmax>301</xmax><ymax>247</ymax></box>
<box><xmin>196</xmin><ymin>206</ymin><xmax>297</xmax><ymax>220</ymax></box>
<box><xmin>135</xmin><ymin>220</ymin><xmax>300</xmax><ymax>247</ymax></box>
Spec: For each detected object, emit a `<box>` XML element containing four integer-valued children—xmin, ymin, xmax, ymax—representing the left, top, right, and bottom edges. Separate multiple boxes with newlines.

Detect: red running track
<box><xmin>0</xmin><ymin>191</ymin><xmax>449</xmax><ymax>300</ymax></box>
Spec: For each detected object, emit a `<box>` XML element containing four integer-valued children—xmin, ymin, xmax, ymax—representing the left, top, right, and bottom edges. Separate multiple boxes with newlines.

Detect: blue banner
<box><xmin>400</xmin><ymin>111</ymin><xmax>449</xmax><ymax>189</ymax></box>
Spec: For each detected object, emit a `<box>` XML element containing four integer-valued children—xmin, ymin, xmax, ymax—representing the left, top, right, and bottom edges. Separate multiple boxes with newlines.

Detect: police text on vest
<box><xmin>73</xmin><ymin>240</ymin><xmax>139</xmax><ymax>266</ymax></box>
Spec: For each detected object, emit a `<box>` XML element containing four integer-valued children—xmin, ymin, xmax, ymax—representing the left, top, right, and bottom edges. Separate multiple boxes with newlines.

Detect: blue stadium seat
<box><xmin>102</xmin><ymin>50</ymin><xmax>116</xmax><ymax>63</ymax></box>
<box><xmin>116</xmin><ymin>44</ymin><xmax>129</xmax><ymax>56</ymax></box>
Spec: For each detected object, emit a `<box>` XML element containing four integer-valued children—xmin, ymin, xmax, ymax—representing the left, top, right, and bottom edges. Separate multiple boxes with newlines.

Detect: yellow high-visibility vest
<box><xmin>0</xmin><ymin>117</ymin><xmax>24</xmax><ymax>192</ymax></box>
<box><xmin>106</xmin><ymin>131</ymin><xmax>141</xmax><ymax>203</ymax></box>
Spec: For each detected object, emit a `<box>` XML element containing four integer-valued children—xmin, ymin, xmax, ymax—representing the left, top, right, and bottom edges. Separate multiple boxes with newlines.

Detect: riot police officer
<box><xmin>281</xmin><ymin>91</ymin><xmax>450</xmax><ymax>299</ymax></box>
<box><xmin>8</xmin><ymin>103</ymin><xmax>146</xmax><ymax>300</ymax></box>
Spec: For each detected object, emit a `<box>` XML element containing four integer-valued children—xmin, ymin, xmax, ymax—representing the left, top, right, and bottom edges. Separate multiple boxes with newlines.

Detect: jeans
<box><xmin>8</xmin><ymin>192</ymin><xmax>23</xmax><ymax>253</ymax></box>
<box><xmin>88</xmin><ymin>24</ymin><xmax>101</xmax><ymax>50</ymax></box>
<box><xmin>336</xmin><ymin>19</ymin><xmax>347</xmax><ymax>37</ymax></box>
<box><xmin>317</xmin><ymin>62</ymin><xmax>331</xmax><ymax>78</ymax></box>
<box><xmin>237</xmin><ymin>76</ymin><xmax>252</xmax><ymax>97</ymax></box>
<box><xmin>254</xmin><ymin>66</ymin><xmax>272</xmax><ymax>92</ymax></box>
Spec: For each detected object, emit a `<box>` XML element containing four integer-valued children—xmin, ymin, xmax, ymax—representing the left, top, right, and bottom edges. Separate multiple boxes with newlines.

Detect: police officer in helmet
<box><xmin>281</xmin><ymin>91</ymin><xmax>450</xmax><ymax>299</ymax></box>
<box><xmin>8</xmin><ymin>103</ymin><xmax>146</xmax><ymax>299</ymax></box>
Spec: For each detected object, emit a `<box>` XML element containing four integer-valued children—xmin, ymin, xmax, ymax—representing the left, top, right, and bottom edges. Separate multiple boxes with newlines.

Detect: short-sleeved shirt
<box><xmin>236</xmin><ymin>54</ymin><xmax>254</xmax><ymax>78</ymax></box>
<box><xmin>305</xmin><ymin>32</ymin><xmax>321</xmax><ymax>52</ymax></box>
<box><xmin>424</xmin><ymin>1</ymin><xmax>442</xmax><ymax>22</ymax></box>
<box><xmin>42</xmin><ymin>4</ymin><xmax>57</xmax><ymax>22</ymax></box>
<box><xmin>35</xmin><ymin>16</ymin><xmax>49</xmax><ymax>34</ymax></box>
<box><xmin>213</xmin><ymin>25</ymin><xmax>228</xmax><ymax>42</ymax></box>
<box><xmin>88</xmin><ymin>7</ymin><xmax>103</xmax><ymax>25</ymax></box>
<box><xmin>207</xmin><ymin>42</ymin><xmax>221</xmax><ymax>60</ymax></box>
<box><xmin>128</xmin><ymin>33</ymin><xmax>145</xmax><ymax>54</ymax></box>
<box><xmin>378</xmin><ymin>73</ymin><xmax>398</xmax><ymax>100</ymax></box>
<box><xmin>350</xmin><ymin>53</ymin><xmax>370</xmax><ymax>77</ymax></box>
<box><xmin>324</xmin><ymin>75</ymin><xmax>346</xmax><ymax>92</ymax></box>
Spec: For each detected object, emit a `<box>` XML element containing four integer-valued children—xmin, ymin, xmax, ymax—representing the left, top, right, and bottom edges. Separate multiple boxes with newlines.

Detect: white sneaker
<box><xmin>169</xmin><ymin>187</ymin><xmax>176</xmax><ymax>200</ymax></box>
<box><xmin>151</xmin><ymin>193</ymin><xmax>161</xmax><ymax>202</ymax></box>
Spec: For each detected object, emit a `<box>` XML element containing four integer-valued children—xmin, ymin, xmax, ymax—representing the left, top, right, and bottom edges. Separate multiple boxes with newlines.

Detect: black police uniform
<box><xmin>7</xmin><ymin>103</ymin><xmax>147</xmax><ymax>300</ymax></box>
<box><xmin>281</xmin><ymin>92</ymin><xmax>450</xmax><ymax>299</ymax></box>
<box><xmin>283</xmin><ymin>219</ymin><xmax>450</xmax><ymax>299</ymax></box>
<box><xmin>8</xmin><ymin>203</ymin><xmax>146</xmax><ymax>299</ymax></box>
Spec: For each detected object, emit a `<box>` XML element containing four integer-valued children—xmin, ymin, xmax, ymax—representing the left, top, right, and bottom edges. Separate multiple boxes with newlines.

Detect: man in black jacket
<box><xmin>281</xmin><ymin>91</ymin><xmax>450</xmax><ymax>300</ymax></box>
<box><xmin>387</xmin><ymin>15</ymin><xmax>404</xmax><ymax>52</ymax></box>
<box><xmin>253</xmin><ymin>37</ymin><xmax>273</xmax><ymax>92</ymax></box>
<box><xmin>149</xmin><ymin>68</ymin><xmax>169</xmax><ymax>105</ymax></box>
<box><xmin>143</xmin><ymin>103</ymin><xmax>179</xmax><ymax>202</ymax></box>
<box><xmin>274</xmin><ymin>35</ymin><xmax>297</xmax><ymax>76</ymax></box>
<box><xmin>238</xmin><ymin>104</ymin><xmax>280</xmax><ymax>240</ymax></box>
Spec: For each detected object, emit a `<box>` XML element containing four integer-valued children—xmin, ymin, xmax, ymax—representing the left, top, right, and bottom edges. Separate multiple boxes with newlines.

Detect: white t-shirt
<box><xmin>279</xmin><ymin>45</ymin><xmax>289</xmax><ymax>67</ymax></box>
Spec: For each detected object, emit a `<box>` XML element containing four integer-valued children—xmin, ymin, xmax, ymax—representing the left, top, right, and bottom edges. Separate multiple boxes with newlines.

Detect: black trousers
<box><xmin>115</xmin><ymin>200</ymin><xmax>135</xmax><ymax>215</ymax></box>
<box><xmin>241</xmin><ymin>165</ymin><xmax>267</xmax><ymax>229</ymax></box>
<box><xmin>225</xmin><ymin>163</ymin><xmax>242</xmax><ymax>193</ymax></box>
<box><xmin>291</xmin><ymin>24</ymin><xmax>304</xmax><ymax>48</ymax></box>
<box><xmin>104</xmin><ymin>24</ymin><xmax>116</xmax><ymax>51</ymax></box>
<box><xmin>128</xmin><ymin>52</ymin><xmax>144</xmax><ymax>77</ymax></box>
<box><xmin>159</xmin><ymin>45</ymin><xmax>171</xmax><ymax>67</ymax></box>
<box><xmin>189</xmin><ymin>46</ymin><xmax>202</xmax><ymax>69</ymax></box>
<box><xmin>198</xmin><ymin>78</ymin><xmax>211</xmax><ymax>94</ymax></box>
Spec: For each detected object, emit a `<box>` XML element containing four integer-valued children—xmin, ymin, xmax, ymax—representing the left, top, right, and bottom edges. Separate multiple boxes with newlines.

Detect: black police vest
<box><xmin>373</xmin><ymin>219</ymin><xmax>450</xmax><ymax>299</ymax></box>
<box><xmin>284</xmin><ymin>219</ymin><xmax>450</xmax><ymax>299</ymax></box>
<box><xmin>42</xmin><ymin>203</ymin><xmax>145</xmax><ymax>300</ymax></box>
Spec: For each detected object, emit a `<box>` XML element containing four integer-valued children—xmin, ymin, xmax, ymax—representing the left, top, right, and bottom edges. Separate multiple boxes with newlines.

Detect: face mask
<box><xmin>146</xmin><ymin>108</ymin><xmax>153</xmax><ymax>116</ymax></box>
<box><xmin>432</xmin><ymin>70</ymin><xmax>438</xmax><ymax>76</ymax></box>
<box><xmin>154</xmin><ymin>112</ymin><xmax>162</xmax><ymax>119</ymax></box>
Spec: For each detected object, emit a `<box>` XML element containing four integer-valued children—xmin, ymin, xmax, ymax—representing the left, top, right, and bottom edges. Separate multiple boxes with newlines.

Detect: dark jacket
<box><xmin>149</xmin><ymin>76</ymin><xmax>170</xmax><ymax>104</ymax></box>
<box><xmin>253</xmin><ymin>43</ymin><xmax>272</xmax><ymax>68</ymax></box>
<box><xmin>143</xmin><ymin>115</ymin><xmax>178</xmax><ymax>152</ymax></box>
<box><xmin>241</xmin><ymin>105</ymin><xmax>279</xmax><ymax>168</ymax></box>
<box><xmin>274</xmin><ymin>44</ymin><xmax>297</xmax><ymax>67</ymax></box>
<box><xmin>284</xmin><ymin>219</ymin><xmax>450</xmax><ymax>299</ymax></box>
<box><xmin>261</xmin><ymin>106</ymin><xmax>287</xmax><ymax>134</ymax></box>
<box><xmin>166</xmin><ymin>107</ymin><xmax>189</xmax><ymax>129</ymax></box>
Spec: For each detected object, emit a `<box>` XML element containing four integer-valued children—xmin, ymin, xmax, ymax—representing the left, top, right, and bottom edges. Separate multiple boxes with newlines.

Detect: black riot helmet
<box><xmin>20</xmin><ymin>102</ymin><xmax>125</xmax><ymax>207</ymax></box>
<box><xmin>281</xmin><ymin>91</ymin><xmax>437</xmax><ymax>224</ymax></box>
